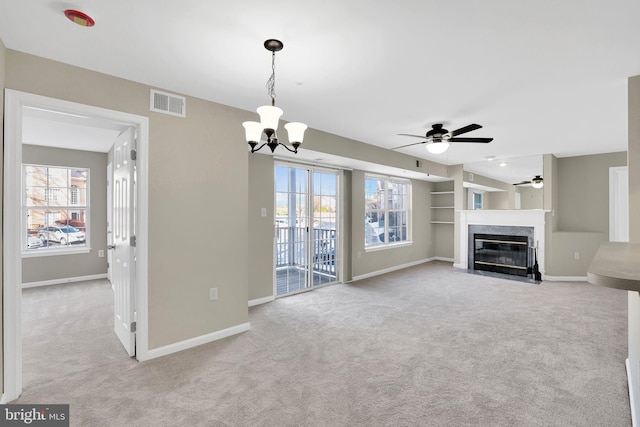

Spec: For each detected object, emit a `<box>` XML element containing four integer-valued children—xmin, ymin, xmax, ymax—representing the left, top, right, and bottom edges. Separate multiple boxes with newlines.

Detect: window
<box><xmin>365</xmin><ymin>175</ymin><xmax>411</xmax><ymax>247</ymax></box>
<box><xmin>24</xmin><ymin>164</ymin><xmax>89</xmax><ymax>253</ymax></box>
<box><xmin>469</xmin><ymin>190</ymin><xmax>484</xmax><ymax>210</ymax></box>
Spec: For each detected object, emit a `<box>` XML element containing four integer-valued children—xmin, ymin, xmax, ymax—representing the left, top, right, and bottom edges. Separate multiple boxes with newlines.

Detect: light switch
<box><xmin>261</xmin><ymin>208</ymin><xmax>267</xmax><ymax>217</ymax></box>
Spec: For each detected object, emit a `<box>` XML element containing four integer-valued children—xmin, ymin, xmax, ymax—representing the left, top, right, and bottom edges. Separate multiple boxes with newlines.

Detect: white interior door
<box><xmin>112</xmin><ymin>127</ymin><xmax>137</xmax><ymax>356</ymax></box>
<box><xmin>107</xmin><ymin>162</ymin><xmax>113</xmax><ymax>283</ymax></box>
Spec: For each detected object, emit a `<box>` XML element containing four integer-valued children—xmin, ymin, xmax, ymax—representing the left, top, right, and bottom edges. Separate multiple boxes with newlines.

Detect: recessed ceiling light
<box><xmin>486</xmin><ymin>156</ymin><xmax>496</xmax><ymax>161</ymax></box>
<box><xmin>499</xmin><ymin>162</ymin><xmax>508</xmax><ymax>167</ymax></box>
<box><xmin>64</xmin><ymin>10</ymin><xmax>95</xmax><ymax>27</ymax></box>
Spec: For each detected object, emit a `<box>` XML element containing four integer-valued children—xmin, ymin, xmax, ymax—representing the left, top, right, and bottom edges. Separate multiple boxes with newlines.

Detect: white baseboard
<box><xmin>352</xmin><ymin>258</ymin><xmax>432</xmax><ymax>282</ymax></box>
<box><xmin>628</xmin><ymin>358</ymin><xmax>638</xmax><ymax>427</ymax></box>
<box><xmin>542</xmin><ymin>275</ymin><xmax>587</xmax><ymax>282</ymax></box>
<box><xmin>143</xmin><ymin>322</ymin><xmax>251</xmax><ymax>361</ymax></box>
<box><xmin>22</xmin><ymin>273</ymin><xmax>108</xmax><ymax>288</ymax></box>
<box><xmin>433</xmin><ymin>257</ymin><xmax>454</xmax><ymax>263</ymax></box>
<box><xmin>249</xmin><ymin>296</ymin><xmax>275</xmax><ymax>307</ymax></box>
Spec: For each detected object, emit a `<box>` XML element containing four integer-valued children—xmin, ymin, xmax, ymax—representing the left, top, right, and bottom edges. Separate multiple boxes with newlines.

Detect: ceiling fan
<box><xmin>513</xmin><ymin>175</ymin><xmax>544</xmax><ymax>188</ymax></box>
<box><xmin>394</xmin><ymin>123</ymin><xmax>493</xmax><ymax>154</ymax></box>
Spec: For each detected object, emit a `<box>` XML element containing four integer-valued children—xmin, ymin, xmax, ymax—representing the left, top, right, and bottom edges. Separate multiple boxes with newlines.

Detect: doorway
<box><xmin>274</xmin><ymin>165</ymin><xmax>339</xmax><ymax>296</ymax></box>
<box><xmin>2</xmin><ymin>90</ymin><xmax>150</xmax><ymax>403</ymax></box>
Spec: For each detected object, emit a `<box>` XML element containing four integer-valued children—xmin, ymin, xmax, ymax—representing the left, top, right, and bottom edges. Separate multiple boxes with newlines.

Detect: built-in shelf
<box><xmin>431</xmin><ymin>190</ymin><xmax>454</xmax><ymax>224</ymax></box>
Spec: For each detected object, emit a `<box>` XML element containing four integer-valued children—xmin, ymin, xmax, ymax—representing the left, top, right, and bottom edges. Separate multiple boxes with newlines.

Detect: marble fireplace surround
<box><xmin>456</xmin><ymin>210</ymin><xmax>548</xmax><ymax>278</ymax></box>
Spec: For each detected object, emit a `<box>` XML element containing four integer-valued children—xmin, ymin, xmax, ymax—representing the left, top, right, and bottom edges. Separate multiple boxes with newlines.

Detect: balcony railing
<box><xmin>276</xmin><ymin>226</ymin><xmax>336</xmax><ymax>274</ymax></box>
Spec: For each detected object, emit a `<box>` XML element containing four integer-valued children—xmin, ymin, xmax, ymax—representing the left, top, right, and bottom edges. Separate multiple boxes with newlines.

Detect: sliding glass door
<box><xmin>275</xmin><ymin>165</ymin><xmax>339</xmax><ymax>296</ymax></box>
<box><xmin>312</xmin><ymin>171</ymin><xmax>338</xmax><ymax>286</ymax></box>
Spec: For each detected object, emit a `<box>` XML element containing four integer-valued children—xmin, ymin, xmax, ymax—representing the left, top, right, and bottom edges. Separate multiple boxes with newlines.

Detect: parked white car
<box><xmin>39</xmin><ymin>225</ymin><xmax>86</xmax><ymax>245</ymax></box>
<box><xmin>27</xmin><ymin>235</ymin><xmax>44</xmax><ymax>249</ymax></box>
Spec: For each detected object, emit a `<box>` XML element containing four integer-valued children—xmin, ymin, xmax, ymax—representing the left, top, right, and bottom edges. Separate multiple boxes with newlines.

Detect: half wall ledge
<box><xmin>587</xmin><ymin>242</ymin><xmax>640</xmax><ymax>291</ymax></box>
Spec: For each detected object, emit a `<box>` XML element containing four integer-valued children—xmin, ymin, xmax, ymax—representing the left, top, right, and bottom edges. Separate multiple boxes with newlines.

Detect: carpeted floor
<box><xmin>18</xmin><ymin>261</ymin><xmax>631</xmax><ymax>426</ymax></box>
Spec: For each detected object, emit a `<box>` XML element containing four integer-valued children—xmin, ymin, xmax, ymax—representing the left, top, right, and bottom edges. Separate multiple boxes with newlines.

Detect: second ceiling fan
<box><xmin>395</xmin><ymin>123</ymin><xmax>493</xmax><ymax>154</ymax></box>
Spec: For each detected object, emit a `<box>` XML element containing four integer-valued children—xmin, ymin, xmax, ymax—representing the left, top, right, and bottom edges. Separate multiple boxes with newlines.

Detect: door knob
<box><xmin>107</xmin><ymin>244</ymin><xmax>116</xmax><ymax>250</ymax></box>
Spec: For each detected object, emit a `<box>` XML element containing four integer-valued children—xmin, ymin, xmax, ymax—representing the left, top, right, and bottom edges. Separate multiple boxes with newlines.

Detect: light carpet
<box><xmin>17</xmin><ymin>262</ymin><xmax>630</xmax><ymax>426</ymax></box>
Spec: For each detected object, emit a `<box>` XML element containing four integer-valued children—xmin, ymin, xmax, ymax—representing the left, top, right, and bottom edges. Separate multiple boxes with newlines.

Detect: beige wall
<box><xmin>22</xmin><ymin>145</ymin><xmax>108</xmax><ymax>283</ymax></box>
<box><xmin>630</xmin><ymin>75</ymin><xmax>640</xmax><ymax>241</ymax></box>
<box><xmin>5</xmin><ymin>50</ymin><xmax>250</xmax><ymax>350</ymax></box>
<box><xmin>556</xmin><ymin>152</ymin><xmax>627</xmax><ymax>232</ymax></box>
<box><xmin>486</xmin><ymin>191</ymin><xmax>510</xmax><ymax>210</ymax></box>
<box><xmin>247</xmin><ymin>154</ymin><xmax>275</xmax><ymax>301</ymax></box>
<box><xmin>518</xmin><ymin>186</ymin><xmax>543</xmax><ymax>210</ymax></box>
<box><xmin>546</xmin><ymin>151</ymin><xmax>627</xmax><ymax>276</ymax></box>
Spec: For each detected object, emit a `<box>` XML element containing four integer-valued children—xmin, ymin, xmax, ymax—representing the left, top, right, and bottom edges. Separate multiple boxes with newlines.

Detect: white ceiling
<box><xmin>2</xmin><ymin>0</ymin><xmax>639</xmax><ymax>183</ymax></box>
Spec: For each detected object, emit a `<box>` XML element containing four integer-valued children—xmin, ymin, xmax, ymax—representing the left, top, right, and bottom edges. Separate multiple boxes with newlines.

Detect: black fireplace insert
<box><xmin>473</xmin><ymin>233</ymin><xmax>529</xmax><ymax>277</ymax></box>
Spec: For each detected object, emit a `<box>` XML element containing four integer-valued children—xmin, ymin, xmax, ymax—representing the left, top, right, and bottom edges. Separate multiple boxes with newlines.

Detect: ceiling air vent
<box><xmin>150</xmin><ymin>89</ymin><xmax>186</xmax><ymax>118</ymax></box>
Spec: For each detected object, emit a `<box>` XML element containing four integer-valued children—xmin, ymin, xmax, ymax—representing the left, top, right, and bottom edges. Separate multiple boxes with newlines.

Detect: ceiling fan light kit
<box><xmin>242</xmin><ymin>39</ymin><xmax>307</xmax><ymax>154</ymax></box>
<box><xmin>426</xmin><ymin>141</ymin><xmax>450</xmax><ymax>154</ymax></box>
<box><xmin>531</xmin><ymin>175</ymin><xmax>544</xmax><ymax>188</ymax></box>
<box><xmin>514</xmin><ymin>175</ymin><xmax>544</xmax><ymax>188</ymax></box>
<box><xmin>395</xmin><ymin>123</ymin><xmax>493</xmax><ymax>154</ymax></box>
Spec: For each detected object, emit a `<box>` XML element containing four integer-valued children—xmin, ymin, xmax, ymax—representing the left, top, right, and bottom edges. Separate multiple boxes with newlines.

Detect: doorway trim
<box><xmin>273</xmin><ymin>162</ymin><xmax>342</xmax><ymax>297</ymax></box>
<box><xmin>609</xmin><ymin>166</ymin><xmax>629</xmax><ymax>242</ymax></box>
<box><xmin>2</xmin><ymin>89</ymin><xmax>150</xmax><ymax>403</ymax></box>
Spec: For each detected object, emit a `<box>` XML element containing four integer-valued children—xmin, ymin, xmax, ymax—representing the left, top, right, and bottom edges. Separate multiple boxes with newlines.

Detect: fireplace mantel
<box><xmin>456</xmin><ymin>210</ymin><xmax>548</xmax><ymax>277</ymax></box>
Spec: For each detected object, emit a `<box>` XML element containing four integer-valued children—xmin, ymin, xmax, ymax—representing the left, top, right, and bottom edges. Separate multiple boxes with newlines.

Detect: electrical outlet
<box><xmin>209</xmin><ymin>288</ymin><xmax>218</xmax><ymax>301</ymax></box>
<box><xmin>574</xmin><ymin>252</ymin><xmax>580</xmax><ymax>260</ymax></box>
<box><xmin>98</xmin><ymin>250</ymin><xmax>104</xmax><ymax>258</ymax></box>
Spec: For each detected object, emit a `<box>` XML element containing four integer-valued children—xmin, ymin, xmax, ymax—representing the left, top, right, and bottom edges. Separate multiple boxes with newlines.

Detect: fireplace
<box><xmin>457</xmin><ymin>210</ymin><xmax>546</xmax><ymax>280</ymax></box>
<box><xmin>473</xmin><ymin>233</ymin><xmax>529</xmax><ymax>277</ymax></box>
<box><xmin>467</xmin><ymin>224</ymin><xmax>535</xmax><ymax>279</ymax></box>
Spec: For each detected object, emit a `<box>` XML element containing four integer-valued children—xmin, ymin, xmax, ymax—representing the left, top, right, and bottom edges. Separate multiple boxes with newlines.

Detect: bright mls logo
<box><xmin>1</xmin><ymin>405</ymin><xmax>69</xmax><ymax>426</ymax></box>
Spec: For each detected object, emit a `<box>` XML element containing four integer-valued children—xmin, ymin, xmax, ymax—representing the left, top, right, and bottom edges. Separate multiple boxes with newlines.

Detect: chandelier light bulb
<box><xmin>256</xmin><ymin>106</ymin><xmax>283</xmax><ymax>131</ymax></box>
<box><xmin>242</xmin><ymin>121</ymin><xmax>263</xmax><ymax>143</ymax></box>
<box><xmin>284</xmin><ymin>122</ymin><xmax>307</xmax><ymax>144</ymax></box>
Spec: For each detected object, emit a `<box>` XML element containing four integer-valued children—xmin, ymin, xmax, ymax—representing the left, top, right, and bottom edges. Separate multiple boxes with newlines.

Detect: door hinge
<box><xmin>131</xmin><ymin>149</ymin><xmax>137</xmax><ymax>161</ymax></box>
<box><xmin>130</xmin><ymin>235</ymin><xmax>137</xmax><ymax>247</ymax></box>
<box><xmin>130</xmin><ymin>321</ymin><xmax>137</xmax><ymax>333</ymax></box>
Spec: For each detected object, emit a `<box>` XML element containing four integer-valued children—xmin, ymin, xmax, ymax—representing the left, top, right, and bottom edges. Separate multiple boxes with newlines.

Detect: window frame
<box><xmin>364</xmin><ymin>174</ymin><xmax>412</xmax><ymax>251</ymax></box>
<box><xmin>22</xmin><ymin>163</ymin><xmax>91</xmax><ymax>257</ymax></box>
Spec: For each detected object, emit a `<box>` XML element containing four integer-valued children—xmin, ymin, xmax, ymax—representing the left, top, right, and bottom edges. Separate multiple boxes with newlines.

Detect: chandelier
<box><xmin>242</xmin><ymin>39</ymin><xmax>307</xmax><ymax>154</ymax></box>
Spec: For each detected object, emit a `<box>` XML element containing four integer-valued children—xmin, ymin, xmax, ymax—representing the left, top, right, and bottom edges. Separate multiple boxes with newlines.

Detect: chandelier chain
<box><xmin>266</xmin><ymin>51</ymin><xmax>276</xmax><ymax>106</ymax></box>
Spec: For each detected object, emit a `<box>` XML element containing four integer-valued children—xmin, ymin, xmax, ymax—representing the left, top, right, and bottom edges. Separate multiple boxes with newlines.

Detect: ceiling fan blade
<box><xmin>513</xmin><ymin>181</ymin><xmax>532</xmax><ymax>186</ymax></box>
<box><xmin>450</xmin><ymin>124</ymin><xmax>482</xmax><ymax>137</ymax></box>
<box><xmin>398</xmin><ymin>133</ymin><xmax>428</xmax><ymax>139</ymax></box>
<box><xmin>449</xmin><ymin>137</ymin><xmax>493</xmax><ymax>143</ymax></box>
<box><xmin>391</xmin><ymin>141</ymin><xmax>428</xmax><ymax>150</ymax></box>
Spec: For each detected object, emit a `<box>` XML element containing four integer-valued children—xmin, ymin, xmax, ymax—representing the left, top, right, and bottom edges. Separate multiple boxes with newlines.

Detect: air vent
<box><xmin>150</xmin><ymin>89</ymin><xmax>186</xmax><ymax>118</ymax></box>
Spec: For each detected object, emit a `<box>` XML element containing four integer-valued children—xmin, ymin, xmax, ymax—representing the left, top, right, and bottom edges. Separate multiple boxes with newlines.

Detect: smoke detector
<box><xmin>64</xmin><ymin>10</ymin><xmax>95</xmax><ymax>27</ymax></box>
